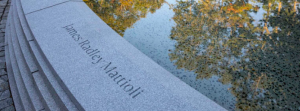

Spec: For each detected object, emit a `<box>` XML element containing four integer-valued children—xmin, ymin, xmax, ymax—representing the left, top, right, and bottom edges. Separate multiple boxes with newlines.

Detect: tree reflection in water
<box><xmin>84</xmin><ymin>0</ymin><xmax>165</xmax><ymax>36</ymax></box>
<box><xmin>170</xmin><ymin>0</ymin><xmax>300</xmax><ymax>110</ymax></box>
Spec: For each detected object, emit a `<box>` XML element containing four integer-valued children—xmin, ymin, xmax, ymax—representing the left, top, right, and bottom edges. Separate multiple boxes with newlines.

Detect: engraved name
<box><xmin>62</xmin><ymin>24</ymin><xmax>143</xmax><ymax>99</ymax></box>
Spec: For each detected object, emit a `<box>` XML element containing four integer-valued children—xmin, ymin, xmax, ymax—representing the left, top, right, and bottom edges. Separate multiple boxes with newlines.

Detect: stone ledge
<box><xmin>5</xmin><ymin>0</ymin><xmax>227</xmax><ymax>110</ymax></box>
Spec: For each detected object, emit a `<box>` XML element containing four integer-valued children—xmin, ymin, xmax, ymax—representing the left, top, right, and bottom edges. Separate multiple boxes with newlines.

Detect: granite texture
<box><xmin>14</xmin><ymin>0</ymin><xmax>33</xmax><ymax>41</ymax></box>
<box><xmin>12</xmin><ymin>0</ymin><xmax>38</xmax><ymax>73</ymax></box>
<box><xmin>8</xmin><ymin>0</ymin><xmax>80</xmax><ymax>110</ymax></box>
<box><xmin>29</xmin><ymin>40</ymin><xmax>79</xmax><ymax>111</ymax></box>
<box><xmin>24</xmin><ymin>1</ymin><xmax>226</xmax><ymax>110</ymax></box>
<box><xmin>20</xmin><ymin>0</ymin><xmax>69</xmax><ymax>14</ymax></box>
<box><xmin>10</xmin><ymin>0</ymin><xmax>45</xmax><ymax>109</ymax></box>
<box><xmin>14</xmin><ymin>0</ymin><xmax>73</xmax><ymax>109</ymax></box>
<box><xmin>5</xmin><ymin>5</ymin><xmax>24</xmax><ymax>111</ymax></box>
<box><xmin>8</xmin><ymin>15</ymin><xmax>34</xmax><ymax>111</ymax></box>
<box><xmin>31</xmin><ymin>71</ymin><xmax>59</xmax><ymax>111</ymax></box>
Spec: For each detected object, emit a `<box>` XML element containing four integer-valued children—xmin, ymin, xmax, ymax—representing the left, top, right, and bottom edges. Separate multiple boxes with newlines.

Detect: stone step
<box><xmin>29</xmin><ymin>41</ymin><xmax>72</xmax><ymax>111</ymax></box>
<box><xmin>4</xmin><ymin>2</ymin><xmax>10</xmax><ymax>51</ymax></box>
<box><xmin>4</xmin><ymin>9</ymin><xmax>23</xmax><ymax>111</ymax></box>
<box><xmin>7</xmin><ymin>9</ymin><xmax>34</xmax><ymax>111</ymax></box>
<box><xmin>15</xmin><ymin>0</ymin><xmax>78</xmax><ymax>110</ymax></box>
<box><xmin>12</xmin><ymin>0</ymin><xmax>61</xmax><ymax>110</ymax></box>
<box><xmin>12</xmin><ymin>0</ymin><xmax>62</xmax><ymax>110</ymax></box>
<box><xmin>12</xmin><ymin>0</ymin><xmax>38</xmax><ymax>73</ymax></box>
<box><xmin>14</xmin><ymin>0</ymin><xmax>33</xmax><ymax>41</ymax></box>
<box><xmin>31</xmin><ymin>71</ymin><xmax>56</xmax><ymax>111</ymax></box>
<box><xmin>10</xmin><ymin>3</ymin><xmax>53</xmax><ymax>111</ymax></box>
<box><xmin>10</xmin><ymin>0</ymin><xmax>45</xmax><ymax>110</ymax></box>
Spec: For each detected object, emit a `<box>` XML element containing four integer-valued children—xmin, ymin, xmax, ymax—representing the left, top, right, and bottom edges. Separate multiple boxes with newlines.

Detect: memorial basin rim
<box><xmin>4</xmin><ymin>0</ymin><xmax>227</xmax><ymax>110</ymax></box>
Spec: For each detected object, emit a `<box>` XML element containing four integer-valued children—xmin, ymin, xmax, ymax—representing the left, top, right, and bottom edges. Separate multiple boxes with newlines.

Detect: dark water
<box><xmin>85</xmin><ymin>0</ymin><xmax>300</xmax><ymax>110</ymax></box>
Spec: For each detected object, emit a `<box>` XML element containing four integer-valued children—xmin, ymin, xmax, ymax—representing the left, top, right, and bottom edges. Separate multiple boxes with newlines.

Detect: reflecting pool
<box><xmin>84</xmin><ymin>0</ymin><xmax>300</xmax><ymax>110</ymax></box>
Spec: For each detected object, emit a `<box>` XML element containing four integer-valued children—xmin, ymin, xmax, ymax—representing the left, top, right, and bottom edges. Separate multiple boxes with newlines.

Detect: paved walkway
<box><xmin>0</xmin><ymin>0</ymin><xmax>15</xmax><ymax>110</ymax></box>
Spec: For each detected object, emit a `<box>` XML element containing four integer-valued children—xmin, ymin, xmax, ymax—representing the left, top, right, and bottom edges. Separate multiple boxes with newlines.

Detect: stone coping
<box><xmin>4</xmin><ymin>0</ymin><xmax>227</xmax><ymax>110</ymax></box>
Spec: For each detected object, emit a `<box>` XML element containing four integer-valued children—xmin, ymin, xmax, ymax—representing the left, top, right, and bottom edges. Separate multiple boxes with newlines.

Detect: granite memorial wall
<box><xmin>5</xmin><ymin>0</ymin><xmax>226</xmax><ymax>110</ymax></box>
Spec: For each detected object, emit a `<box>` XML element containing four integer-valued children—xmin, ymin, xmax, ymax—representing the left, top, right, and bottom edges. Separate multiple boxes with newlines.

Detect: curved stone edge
<box><xmin>7</xmin><ymin>9</ymin><xmax>34</xmax><ymax>111</ymax></box>
<box><xmin>11</xmin><ymin>0</ymin><xmax>52</xmax><ymax>110</ymax></box>
<box><xmin>20</xmin><ymin>0</ymin><xmax>226</xmax><ymax>111</ymax></box>
<box><xmin>12</xmin><ymin>0</ymin><xmax>38</xmax><ymax>73</ymax></box>
<box><xmin>13</xmin><ymin>0</ymin><xmax>74</xmax><ymax>110</ymax></box>
<box><xmin>15</xmin><ymin>0</ymin><xmax>80</xmax><ymax>110</ymax></box>
<box><xmin>29</xmin><ymin>40</ymin><xmax>79</xmax><ymax>111</ymax></box>
<box><xmin>10</xmin><ymin>0</ymin><xmax>46</xmax><ymax>110</ymax></box>
<box><xmin>4</xmin><ymin>6</ymin><xmax>23</xmax><ymax>111</ymax></box>
<box><xmin>7</xmin><ymin>0</ymin><xmax>80</xmax><ymax>110</ymax></box>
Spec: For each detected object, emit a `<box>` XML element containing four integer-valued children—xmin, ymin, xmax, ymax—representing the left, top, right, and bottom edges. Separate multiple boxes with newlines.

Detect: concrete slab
<box><xmin>25</xmin><ymin>2</ymin><xmax>226</xmax><ymax>111</ymax></box>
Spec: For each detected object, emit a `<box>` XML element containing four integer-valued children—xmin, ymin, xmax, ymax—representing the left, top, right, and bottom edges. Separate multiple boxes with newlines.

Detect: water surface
<box><xmin>85</xmin><ymin>0</ymin><xmax>300</xmax><ymax>110</ymax></box>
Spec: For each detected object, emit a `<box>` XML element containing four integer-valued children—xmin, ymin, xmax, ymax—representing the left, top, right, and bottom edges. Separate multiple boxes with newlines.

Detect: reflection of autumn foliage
<box><xmin>169</xmin><ymin>0</ymin><xmax>259</xmax><ymax>80</ymax></box>
<box><xmin>231</xmin><ymin>6</ymin><xmax>300</xmax><ymax>110</ymax></box>
<box><xmin>170</xmin><ymin>0</ymin><xmax>300</xmax><ymax>110</ymax></box>
<box><xmin>224</xmin><ymin>3</ymin><xmax>252</xmax><ymax>13</ymax></box>
<box><xmin>84</xmin><ymin>0</ymin><xmax>164</xmax><ymax>36</ymax></box>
